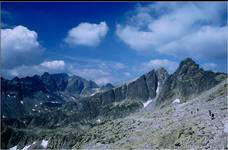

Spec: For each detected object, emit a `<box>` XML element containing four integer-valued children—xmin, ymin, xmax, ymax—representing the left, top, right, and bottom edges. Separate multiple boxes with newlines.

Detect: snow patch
<box><xmin>41</xmin><ymin>139</ymin><xmax>48</xmax><ymax>148</ymax></box>
<box><xmin>172</xmin><ymin>99</ymin><xmax>180</xmax><ymax>104</ymax></box>
<box><xmin>90</xmin><ymin>93</ymin><xmax>95</xmax><ymax>96</ymax></box>
<box><xmin>223</xmin><ymin>118</ymin><xmax>228</xmax><ymax>133</ymax></box>
<box><xmin>7</xmin><ymin>94</ymin><xmax>10</xmax><ymax>97</ymax></box>
<box><xmin>32</xmin><ymin>109</ymin><xmax>36</xmax><ymax>111</ymax></box>
<box><xmin>10</xmin><ymin>145</ymin><xmax>17</xmax><ymax>150</ymax></box>
<box><xmin>97</xmin><ymin>118</ymin><xmax>101</xmax><ymax>124</ymax></box>
<box><xmin>20</xmin><ymin>101</ymin><xmax>24</xmax><ymax>104</ymax></box>
<box><xmin>143</xmin><ymin>99</ymin><xmax>153</xmax><ymax>108</ymax></box>
<box><xmin>156</xmin><ymin>82</ymin><xmax>160</xmax><ymax>94</ymax></box>
<box><xmin>40</xmin><ymin>102</ymin><xmax>43</xmax><ymax>105</ymax></box>
<box><xmin>143</xmin><ymin>82</ymin><xmax>160</xmax><ymax>108</ymax></box>
<box><xmin>224</xmin><ymin>123</ymin><xmax>228</xmax><ymax>133</ymax></box>
<box><xmin>2</xmin><ymin>115</ymin><xmax>6</xmax><ymax>118</ymax></box>
<box><xmin>22</xmin><ymin>144</ymin><xmax>31</xmax><ymax>150</ymax></box>
<box><xmin>46</xmin><ymin>95</ymin><xmax>50</xmax><ymax>98</ymax></box>
<box><xmin>32</xmin><ymin>141</ymin><xmax>36</xmax><ymax>145</ymax></box>
<box><xmin>71</xmin><ymin>96</ymin><xmax>75</xmax><ymax>100</ymax></box>
<box><xmin>35</xmin><ymin>104</ymin><xmax>38</xmax><ymax>107</ymax></box>
<box><xmin>90</xmin><ymin>88</ymin><xmax>100</xmax><ymax>96</ymax></box>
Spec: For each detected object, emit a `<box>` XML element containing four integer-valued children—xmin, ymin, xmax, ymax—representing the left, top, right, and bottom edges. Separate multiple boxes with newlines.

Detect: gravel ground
<box><xmin>75</xmin><ymin>80</ymin><xmax>228</xmax><ymax>149</ymax></box>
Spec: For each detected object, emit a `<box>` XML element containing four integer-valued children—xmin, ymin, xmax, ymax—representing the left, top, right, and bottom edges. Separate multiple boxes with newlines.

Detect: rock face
<box><xmin>66</xmin><ymin>75</ymin><xmax>98</xmax><ymax>95</ymax></box>
<box><xmin>114</xmin><ymin>84</ymin><xmax>127</xmax><ymax>102</ymax></box>
<box><xmin>126</xmin><ymin>75</ymin><xmax>149</xmax><ymax>101</ymax></box>
<box><xmin>155</xmin><ymin>67</ymin><xmax>169</xmax><ymax>85</ymax></box>
<box><xmin>79</xmin><ymin>68</ymin><xmax>168</xmax><ymax>119</ymax></box>
<box><xmin>156</xmin><ymin>58</ymin><xmax>227</xmax><ymax>107</ymax></box>
<box><xmin>93</xmin><ymin>68</ymin><xmax>168</xmax><ymax>104</ymax></box>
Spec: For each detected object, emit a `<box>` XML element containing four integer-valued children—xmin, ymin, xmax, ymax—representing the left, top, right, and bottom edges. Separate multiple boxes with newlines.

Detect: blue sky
<box><xmin>1</xmin><ymin>2</ymin><xmax>227</xmax><ymax>85</ymax></box>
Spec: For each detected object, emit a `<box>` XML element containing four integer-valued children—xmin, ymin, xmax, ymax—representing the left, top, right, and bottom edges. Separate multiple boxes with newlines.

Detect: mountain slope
<box><xmin>73</xmin><ymin>79</ymin><xmax>228</xmax><ymax>149</ymax></box>
<box><xmin>156</xmin><ymin>58</ymin><xmax>227</xmax><ymax>107</ymax></box>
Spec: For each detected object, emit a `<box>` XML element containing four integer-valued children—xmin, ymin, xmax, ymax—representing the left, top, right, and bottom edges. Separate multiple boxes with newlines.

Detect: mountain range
<box><xmin>1</xmin><ymin>58</ymin><xmax>227</xmax><ymax>149</ymax></box>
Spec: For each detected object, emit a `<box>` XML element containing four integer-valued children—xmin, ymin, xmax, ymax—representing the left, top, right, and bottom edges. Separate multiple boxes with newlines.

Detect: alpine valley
<box><xmin>1</xmin><ymin>58</ymin><xmax>228</xmax><ymax>149</ymax></box>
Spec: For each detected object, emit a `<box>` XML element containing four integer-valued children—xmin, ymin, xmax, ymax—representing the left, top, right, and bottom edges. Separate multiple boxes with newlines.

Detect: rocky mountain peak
<box><xmin>99</xmin><ymin>83</ymin><xmax>115</xmax><ymax>92</ymax></box>
<box><xmin>42</xmin><ymin>72</ymin><xmax>50</xmax><ymax>77</ymax></box>
<box><xmin>176</xmin><ymin>57</ymin><xmax>200</xmax><ymax>76</ymax></box>
<box><xmin>180</xmin><ymin>57</ymin><xmax>197</xmax><ymax>65</ymax></box>
<box><xmin>156</xmin><ymin>58</ymin><xmax>226</xmax><ymax>107</ymax></box>
<box><xmin>12</xmin><ymin>77</ymin><xmax>20</xmax><ymax>81</ymax></box>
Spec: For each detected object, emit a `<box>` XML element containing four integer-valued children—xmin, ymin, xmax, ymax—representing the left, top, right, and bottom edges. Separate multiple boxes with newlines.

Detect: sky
<box><xmin>1</xmin><ymin>2</ymin><xmax>227</xmax><ymax>85</ymax></box>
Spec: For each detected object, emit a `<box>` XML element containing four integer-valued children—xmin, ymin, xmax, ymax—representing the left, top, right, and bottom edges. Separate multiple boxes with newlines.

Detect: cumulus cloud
<box><xmin>68</xmin><ymin>60</ymin><xmax>128</xmax><ymax>85</ymax></box>
<box><xmin>1</xmin><ymin>25</ymin><xmax>43</xmax><ymax>69</ymax></box>
<box><xmin>2</xmin><ymin>60</ymin><xmax>67</xmax><ymax>79</ymax></box>
<box><xmin>71</xmin><ymin>68</ymin><xmax>113</xmax><ymax>85</ymax></box>
<box><xmin>40</xmin><ymin>60</ymin><xmax>65</xmax><ymax>70</ymax></box>
<box><xmin>116</xmin><ymin>2</ymin><xmax>227</xmax><ymax>61</ymax></box>
<box><xmin>157</xmin><ymin>26</ymin><xmax>227</xmax><ymax>59</ymax></box>
<box><xmin>65</xmin><ymin>21</ymin><xmax>108</xmax><ymax>47</ymax></box>
<box><xmin>141</xmin><ymin>59</ymin><xmax>178</xmax><ymax>73</ymax></box>
<box><xmin>1</xmin><ymin>57</ymin><xmax>130</xmax><ymax>85</ymax></box>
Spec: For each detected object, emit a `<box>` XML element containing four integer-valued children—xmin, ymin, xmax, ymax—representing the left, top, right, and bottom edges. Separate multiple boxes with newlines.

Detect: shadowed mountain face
<box><xmin>156</xmin><ymin>58</ymin><xmax>227</xmax><ymax>107</ymax></box>
<box><xmin>1</xmin><ymin>73</ymin><xmax>99</xmax><ymax>118</ymax></box>
<box><xmin>1</xmin><ymin>58</ymin><xmax>227</xmax><ymax>149</ymax></box>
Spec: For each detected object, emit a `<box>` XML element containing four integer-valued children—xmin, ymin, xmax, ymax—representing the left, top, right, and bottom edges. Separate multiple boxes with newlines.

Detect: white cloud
<box><xmin>1</xmin><ymin>58</ymin><xmax>130</xmax><ymax>85</ymax></box>
<box><xmin>157</xmin><ymin>26</ymin><xmax>227</xmax><ymax>59</ymax></box>
<box><xmin>40</xmin><ymin>60</ymin><xmax>65</xmax><ymax>70</ymax></box>
<box><xmin>95</xmin><ymin>77</ymin><xmax>113</xmax><ymax>85</ymax></box>
<box><xmin>65</xmin><ymin>21</ymin><xmax>108</xmax><ymax>47</ymax></box>
<box><xmin>70</xmin><ymin>66</ymin><xmax>115</xmax><ymax>85</ymax></box>
<box><xmin>116</xmin><ymin>2</ymin><xmax>227</xmax><ymax>61</ymax></box>
<box><xmin>113</xmin><ymin>62</ymin><xmax>127</xmax><ymax>69</ymax></box>
<box><xmin>116</xmin><ymin>25</ymin><xmax>156</xmax><ymax>50</ymax></box>
<box><xmin>202</xmin><ymin>62</ymin><xmax>218</xmax><ymax>71</ymax></box>
<box><xmin>1</xmin><ymin>60</ymin><xmax>66</xmax><ymax>78</ymax></box>
<box><xmin>124</xmin><ymin>72</ymin><xmax>131</xmax><ymax>76</ymax></box>
<box><xmin>1</xmin><ymin>25</ymin><xmax>43</xmax><ymax>69</ymax></box>
<box><xmin>141</xmin><ymin>59</ymin><xmax>178</xmax><ymax>73</ymax></box>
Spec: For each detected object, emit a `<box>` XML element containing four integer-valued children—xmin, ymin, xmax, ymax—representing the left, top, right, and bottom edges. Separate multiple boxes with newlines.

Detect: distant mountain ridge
<box><xmin>2</xmin><ymin>72</ymin><xmax>99</xmax><ymax>96</ymax></box>
<box><xmin>1</xmin><ymin>58</ymin><xmax>227</xmax><ymax>119</ymax></box>
<box><xmin>1</xmin><ymin>72</ymin><xmax>100</xmax><ymax>118</ymax></box>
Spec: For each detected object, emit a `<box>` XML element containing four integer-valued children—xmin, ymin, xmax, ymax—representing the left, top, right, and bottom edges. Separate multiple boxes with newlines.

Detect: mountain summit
<box><xmin>156</xmin><ymin>58</ymin><xmax>226</xmax><ymax>107</ymax></box>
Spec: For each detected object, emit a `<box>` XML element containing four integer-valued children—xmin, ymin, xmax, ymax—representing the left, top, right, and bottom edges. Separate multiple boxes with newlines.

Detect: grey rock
<box><xmin>145</xmin><ymin>70</ymin><xmax>158</xmax><ymax>99</ymax></box>
<box><xmin>126</xmin><ymin>75</ymin><xmax>149</xmax><ymax>101</ymax></box>
<box><xmin>155</xmin><ymin>67</ymin><xmax>169</xmax><ymax>85</ymax></box>
<box><xmin>101</xmin><ymin>89</ymin><xmax>115</xmax><ymax>105</ymax></box>
<box><xmin>114</xmin><ymin>84</ymin><xmax>127</xmax><ymax>102</ymax></box>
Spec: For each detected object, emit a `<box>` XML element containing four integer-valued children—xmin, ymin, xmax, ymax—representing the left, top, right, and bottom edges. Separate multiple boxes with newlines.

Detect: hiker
<box><xmin>211</xmin><ymin>113</ymin><xmax>215</xmax><ymax>120</ymax></box>
<box><xmin>209</xmin><ymin>110</ymin><xmax>212</xmax><ymax>116</ymax></box>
